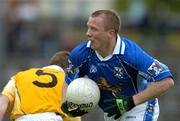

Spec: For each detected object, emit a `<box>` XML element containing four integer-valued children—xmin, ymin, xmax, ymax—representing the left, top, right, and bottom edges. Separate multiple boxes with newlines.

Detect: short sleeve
<box><xmin>1</xmin><ymin>79</ymin><xmax>16</xmax><ymax>103</ymax></box>
<box><xmin>123</xmin><ymin>39</ymin><xmax>173</xmax><ymax>82</ymax></box>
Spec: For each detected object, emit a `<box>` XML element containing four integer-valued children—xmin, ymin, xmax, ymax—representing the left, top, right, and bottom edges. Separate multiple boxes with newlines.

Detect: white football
<box><xmin>66</xmin><ymin>77</ymin><xmax>100</xmax><ymax>112</ymax></box>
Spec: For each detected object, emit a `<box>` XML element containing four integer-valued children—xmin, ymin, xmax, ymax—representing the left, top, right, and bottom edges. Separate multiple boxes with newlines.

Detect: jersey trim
<box><xmin>121</xmin><ymin>41</ymin><xmax>125</xmax><ymax>54</ymax></box>
<box><xmin>86</xmin><ymin>34</ymin><xmax>125</xmax><ymax>61</ymax></box>
<box><xmin>143</xmin><ymin>99</ymin><xmax>158</xmax><ymax>121</ymax></box>
<box><xmin>43</xmin><ymin>65</ymin><xmax>64</xmax><ymax>73</ymax></box>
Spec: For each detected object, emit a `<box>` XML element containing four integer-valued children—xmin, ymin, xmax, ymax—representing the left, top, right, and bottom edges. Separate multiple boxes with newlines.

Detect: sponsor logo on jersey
<box><xmin>113</xmin><ymin>67</ymin><xmax>124</xmax><ymax>79</ymax></box>
<box><xmin>98</xmin><ymin>77</ymin><xmax>122</xmax><ymax>93</ymax></box>
<box><xmin>67</xmin><ymin>59</ymin><xmax>79</xmax><ymax>74</ymax></box>
<box><xmin>90</xmin><ymin>65</ymin><xmax>97</xmax><ymax>73</ymax></box>
<box><xmin>148</xmin><ymin>60</ymin><xmax>163</xmax><ymax>76</ymax></box>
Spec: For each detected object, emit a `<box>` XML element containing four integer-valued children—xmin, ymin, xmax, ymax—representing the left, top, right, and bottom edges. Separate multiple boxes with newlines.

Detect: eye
<box><xmin>90</xmin><ymin>27</ymin><xmax>97</xmax><ymax>32</ymax></box>
<box><xmin>87</xmin><ymin>24</ymin><xmax>98</xmax><ymax>32</ymax></box>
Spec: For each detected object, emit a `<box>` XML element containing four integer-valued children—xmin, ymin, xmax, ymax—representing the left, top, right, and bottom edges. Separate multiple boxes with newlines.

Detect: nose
<box><xmin>86</xmin><ymin>29</ymin><xmax>91</xmax><ymax>37</ymax></box>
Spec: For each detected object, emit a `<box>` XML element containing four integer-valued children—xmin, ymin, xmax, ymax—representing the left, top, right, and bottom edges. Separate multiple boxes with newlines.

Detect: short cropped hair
<box><xmin>91</xmin><ymin>9</ymin><xmax>121</xmax><ymax>33</ymax></box>
<box><xmin>49</xmin><ymin>51</ymin><xmax>70</xmax><ymax>70</ymax></box>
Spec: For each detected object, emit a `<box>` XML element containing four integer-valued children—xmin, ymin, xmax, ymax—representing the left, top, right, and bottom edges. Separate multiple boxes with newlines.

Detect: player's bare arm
<box><xmin>62</xmin><ymin>80</ymin><xmax>82</xmax><ymax>121</ymax></box>
<box><xmin>0</xmin><ymin>95</ymin><xmax>9</xmax><ymax>121</ymax></box>
<box><xmin>133</xmin><ymin>78</ymin><xmax>174</xmax><ymax>105</ymax></box>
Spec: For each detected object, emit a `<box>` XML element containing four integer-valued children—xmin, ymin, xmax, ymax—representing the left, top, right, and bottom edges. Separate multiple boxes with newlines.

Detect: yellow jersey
<box><xmin>2</xmin><ymin>65</ymin><xmax>65</xmax><ymax>120</ymax></box>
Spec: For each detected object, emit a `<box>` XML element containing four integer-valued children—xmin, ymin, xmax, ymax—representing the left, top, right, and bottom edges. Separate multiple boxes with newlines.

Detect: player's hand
<box><xmin>61</xmin><ymin>101</ymin><xmax>88</xmax><ymax>117</ymax></box>
<box><xmin>103</xmin><ymin>94</ymin><xmax>135</xmax><ymax>119</ymax></box>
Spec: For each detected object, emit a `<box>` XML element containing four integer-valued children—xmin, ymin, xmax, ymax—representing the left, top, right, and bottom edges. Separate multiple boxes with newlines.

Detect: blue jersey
<box><xmin>65</xmin><ymin>35</ymin><xmax>172</xmax><ymax>111</ymax></box>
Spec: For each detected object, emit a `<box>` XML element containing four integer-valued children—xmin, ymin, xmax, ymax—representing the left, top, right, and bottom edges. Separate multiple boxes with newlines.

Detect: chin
<box><xmin>91</xmin><ymin>45</ymin><xmax>95</xmax><ymax>49</ymax></box>
<box><xmin>90</xmin><ymin>42</ymin><xmax>98</xmax><ymax>50</ymax></box>
<box><xmin>91</xmin><ymin>45</ymin><xmax>97</xmax><ymax>50</ymax></box>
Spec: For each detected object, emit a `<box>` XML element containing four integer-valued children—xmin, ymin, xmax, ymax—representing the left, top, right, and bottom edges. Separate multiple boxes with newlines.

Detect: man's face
<box><xmin>86</xmin><ymin>16</ymin><xmax>111</xmax><ymax>51</ymax></box>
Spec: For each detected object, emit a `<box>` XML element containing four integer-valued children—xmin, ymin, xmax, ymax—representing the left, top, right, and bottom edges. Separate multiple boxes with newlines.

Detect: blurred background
<box><xmin>0</xmin><ymin>0</ymin><xmax>179</xmax><ymax>121</ymax></box>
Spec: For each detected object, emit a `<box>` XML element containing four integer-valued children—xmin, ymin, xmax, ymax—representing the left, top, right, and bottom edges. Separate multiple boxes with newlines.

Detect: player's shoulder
<box><xmin>15</xmin><ymin>68</ymin><xmax>39</xmax><ymax>76</ymax></box>
<box><xmin>120</xmin><ymin>37</ymin><xmax>145</xmax><ymax>61</ymax></box>
<box><xmin>70</xmin><ymin>40</ymin><xmax>93</xmax><ymax>63</ymax></box>
<box><xmin>121</xmin><ymin>37</ymin><xmax>139</xmax><ymax>49</ymax></box>
<box><xmin>71</xmin><ymin>40</ymin><xmax>91</xmax><ymax>53</ymax></box>
<box><xmin>121</xmin><ymin>37</ymin><xmax>144</xmax><ymax>55</ymax></box>
<box><xmin>12</xmin><ymin>68</ymin><xmax>38</xmax><ymax>81</ymax></box>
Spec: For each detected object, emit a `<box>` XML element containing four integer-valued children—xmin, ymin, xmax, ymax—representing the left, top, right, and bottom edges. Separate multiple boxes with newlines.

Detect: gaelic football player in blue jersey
<box><xmin>61</xmin><ymin>9</ymin><xmax>174</xmax><ymax>121</ymax></box>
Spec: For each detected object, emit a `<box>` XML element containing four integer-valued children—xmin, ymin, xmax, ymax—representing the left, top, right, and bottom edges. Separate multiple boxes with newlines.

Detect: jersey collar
<box><xmin>113</xmin><ymin>34</ymin><xmax>121</xmax><ymax>54</ymax></box>
<box><xmin>43</xmin><ymin>65</ymin><xmax>65</xmax><ymax>73</ymax></box>
<box><xmin>86</xmin><ymin>34</ymin><xmax>125</xmax><ymax>55</ymax></box>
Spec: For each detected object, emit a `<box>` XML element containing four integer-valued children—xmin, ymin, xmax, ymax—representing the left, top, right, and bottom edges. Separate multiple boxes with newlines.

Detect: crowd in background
<box><xmin>0</xmin><ymin>0</ymin><xmax>180</xmax><ymax>121</ymax></box>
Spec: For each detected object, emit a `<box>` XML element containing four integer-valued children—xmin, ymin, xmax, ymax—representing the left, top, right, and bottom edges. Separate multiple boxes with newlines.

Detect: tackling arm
<box><xmin>62</xmin><ymin>81</ymin><xmax>68</xmax><ymax>100</ymax></box>
<box><xmin>61</xmin><ymin>81</ymin><xmax>87</xmax><ymax>117</ymax></box>
<box><xmin>133</xmin><ymin>77</ymin><xmax>174</xmax><ymax>105</ymax></box>
<box><xmin>0</xmin><ymin>95</ymin><xmax>10</xmax><ymax>121</ymax></box>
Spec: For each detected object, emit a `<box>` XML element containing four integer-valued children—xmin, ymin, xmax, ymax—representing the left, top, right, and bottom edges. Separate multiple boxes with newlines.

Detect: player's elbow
<box><xmin>165</xmin><ymin>78</ymin><xmax>174</xmax><ymax>89</ymax></box>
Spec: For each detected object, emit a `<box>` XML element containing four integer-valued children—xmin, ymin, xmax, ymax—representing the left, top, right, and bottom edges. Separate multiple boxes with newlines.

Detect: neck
<box><xmin>97</xmin><ymin>38</ymin><xmax>116</xmax><ymax>58</ymax></box>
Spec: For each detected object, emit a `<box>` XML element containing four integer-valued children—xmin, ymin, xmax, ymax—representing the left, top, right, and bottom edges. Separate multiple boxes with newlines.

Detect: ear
<box><xmin>109</xmin><ymin>29</ymin><xmax>116</xmax><ymax>36</ymax></box>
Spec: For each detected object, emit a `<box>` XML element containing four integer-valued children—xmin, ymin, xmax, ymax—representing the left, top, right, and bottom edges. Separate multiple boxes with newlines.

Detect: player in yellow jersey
<box><xmin>0</xmin><ymin>51</ymin><xmax>81</xmax><ymax>121</ymax></box>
